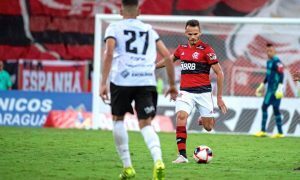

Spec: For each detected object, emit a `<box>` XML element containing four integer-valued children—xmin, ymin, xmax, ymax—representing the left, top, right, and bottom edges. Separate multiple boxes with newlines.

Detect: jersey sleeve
<box><xmin>173</xmin><ymin>45</ymin><xmax>181</xmax><ymax>60</ymax></box>
<box><xmin>205</xmin><ymin>46</ymin><xmax>219</xmax><ymax>65</ymax></box>
<box><xmin>275</xmin><ymin>60</ymin><xmax>284</xmax><ymax>83</ymax></box>
<box><xmin>263</xmin><ymin>61</ymin><xmax>268</xmax><ymax>84</ymax></box>
<box><xmin>151</xmin><ymin>29</ymin><xmax>160</xmax><ymax>42</ymax></box>
<box><xmin>275</xmin><ymin>61</ymin><xmax>284</xmax><ymax>73</ymax></box>
<box><xmin>104</xmin><ymin>23</ymin><xmax>117</xmax><ymax>42</ymax></box>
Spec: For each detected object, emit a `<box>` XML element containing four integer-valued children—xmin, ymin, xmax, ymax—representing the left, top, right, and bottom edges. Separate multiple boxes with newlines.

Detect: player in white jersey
<box><xmin>100</xmin><ymin>0</ymin><xmax>177</xmax><ymax>179</ymax></box>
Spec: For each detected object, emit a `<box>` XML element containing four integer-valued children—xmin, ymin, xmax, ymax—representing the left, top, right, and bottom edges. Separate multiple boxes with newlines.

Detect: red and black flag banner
<box><xmin>0</xmin><ymin>0</ymin><xmax>269</xmax><ymax>61</ymax></box>
<box><xmin>0</xmin><ymin>0</ymin><xmax>99</xmax><ymax>60</ymax></box>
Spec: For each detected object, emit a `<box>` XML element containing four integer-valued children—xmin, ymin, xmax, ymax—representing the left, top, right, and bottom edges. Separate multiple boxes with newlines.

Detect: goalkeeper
<box><xmin>255</xmin><ymin>43</ymin><xmax>284</xmax><ymax>138</ymax></box>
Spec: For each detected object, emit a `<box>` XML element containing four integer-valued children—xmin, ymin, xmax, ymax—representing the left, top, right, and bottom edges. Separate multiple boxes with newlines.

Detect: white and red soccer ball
<box><xmin>193</xmin><ymin>145</ymin><xmax>213</xmax><ymax>163</ymax></box>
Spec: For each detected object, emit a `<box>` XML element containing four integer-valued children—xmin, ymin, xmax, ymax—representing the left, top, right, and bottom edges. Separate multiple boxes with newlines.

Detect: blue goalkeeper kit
<box><xmin>261</xmin><ymin>56</ymin><xmax>284</xmax><ymax>133</ymax></box>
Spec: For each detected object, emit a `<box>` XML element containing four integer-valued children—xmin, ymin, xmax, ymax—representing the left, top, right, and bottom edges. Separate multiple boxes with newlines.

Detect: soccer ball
<box><xmin>193</xmin><ymin>145</ymin><xmax>213</xmax><ymax>163</ymax></box>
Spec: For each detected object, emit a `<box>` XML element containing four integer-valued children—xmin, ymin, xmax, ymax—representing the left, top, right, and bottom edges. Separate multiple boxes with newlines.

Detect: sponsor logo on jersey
<box><xmin>131</xmin><ymin>72</ymin><xmax>153</xmax><ymax>77</ymax></box>
<box><xmin>130</xmin><ymin>56</ymin><xmax>146</xmax><ymax>61</ymax></box>
<box><xmin>181</xmin><ymin>62</ymin><xmax>196</xmax><ymax>70</ymax></box>
<box><xmin>121</xmin><ymin>70</ymin><xmax>130</xmax><ymax>78</ymax></box>
<box><xmin>181</xmin><ymin>52</ymin><xmax>185</xmax><ymax>56</ymax></box>
<box><xmin>207</xmin><ymin>53</ymin><xmax>217</xmax><ymax>60</ymax></box>
<box><xmin>196</xmin><ymin>45</ymin><xmax>205</xmax><ymax>50</ymax></box>
<box><xmin>192</xmin><ymin>52</ymin><xmax>199</xmax><ymax>59</ymax></box>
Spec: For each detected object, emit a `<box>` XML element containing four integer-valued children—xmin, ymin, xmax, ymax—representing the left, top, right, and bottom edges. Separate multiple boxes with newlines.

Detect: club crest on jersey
<box><xmin>192</xmin><ymin>52</ymin><xmax>199</xmax><ymax>59</ymax></box>
<box><xmin>207</xmin><ymin>53</ymin><xmax>217</xmax><ymax>60</ymax></box>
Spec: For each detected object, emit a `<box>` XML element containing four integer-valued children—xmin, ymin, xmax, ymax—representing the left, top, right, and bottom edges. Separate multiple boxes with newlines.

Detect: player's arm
<box><xmin>256</xmin><ymin>67</ymin><xmax>269</xmax><ymax>97</ymax></box>
<box><xmin>256</xmin><ymin>78</ymin><xmax>267</xmax><ymax>97</ymax></box>
<box><xmin>156</xmin><ymin>40</ymin><xmax>178</xmax><ymax>100</ymax></box>
<box><xmin>156</xmin><ymin>44</ymin><xmax>180</xmax><ymax>69</ymax></box>
<box><xmin>275</xmin><ymin>61</ymin><xmax>284</xmax><ymax>99</ymax></box>
<box><xmin>211</xmin><ymin>63</ymin><xmax>227</xmax><ymax>114</ymax></box>
<box><xmin>156</xmin><ymin>55</ymin><xmax>177</xmax><ymax>69</ymax></box>
<box><xmin>100</xmin><ymin>38</ymin><xmax>116</xmax><ymax>102</ymax></box>
<box><xmin>277</xmin><ymin>62</ymin><xmax>284</xmax><ymax>83</ymax></box>
<box><xmin>261</xmin><ymin>69</ymin><xmax>268</xmax><ymax>85</ymax></box>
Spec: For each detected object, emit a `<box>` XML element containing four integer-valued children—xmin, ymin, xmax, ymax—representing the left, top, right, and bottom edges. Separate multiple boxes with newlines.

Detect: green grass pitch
<box><xmin>0</xmin><ymin>127</ymin><xmax>300</xmax><ymax>179</ymax></box>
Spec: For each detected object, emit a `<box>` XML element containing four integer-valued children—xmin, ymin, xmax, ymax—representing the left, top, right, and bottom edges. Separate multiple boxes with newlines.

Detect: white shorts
<box><xmin>175</xmin><ymin>90</ymin><xmax>215</xmax><ymax>118</ymax></box>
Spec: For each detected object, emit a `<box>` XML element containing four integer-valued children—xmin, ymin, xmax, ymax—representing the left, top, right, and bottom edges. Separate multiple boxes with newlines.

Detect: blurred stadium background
<box><xmin>0</xmin><ymin>0</ymin><xmax>300</xmax><ymax>136</ymax></box>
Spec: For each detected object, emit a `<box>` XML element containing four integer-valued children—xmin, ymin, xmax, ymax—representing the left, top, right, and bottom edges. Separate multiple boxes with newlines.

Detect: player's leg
<box><xmin>200</xmin><ymin>117</ymin><xmax>215</xmax><ymax>131</ymax></box>
<box><xmin>261</xmin><ymin>103</ymin><xmax>269</xmax><ymax>132</ymax></box>
<box><xmin>271</xmin><ymin>98</ymin><xmax>284</xmax><ymax>138</ymax></box>
<box><xmin>195</xmin><ymin>92</ymin><xmax>215</xmax><ymax>131</ymax></box>
<box><xmin>255</xmin><ymin>92</ymin><xmax>272</xmax><ymax>137</ymax></box>
<box><xmin>139</xmin><ymin>117</ymin><xmax>165</xmax><ymax>180</ymax></box>
<box><xmin>173</xmin><ymin>91</ymin><xmax>194</xmax><ymax>163</ymax></box>
<box><xmin>135</xmin><ymin>86</ymin><xmax>165</xmax><ymax>180</ymax></box>
<box><xmin>110</xmin><ymin>83</ymin><xmax>136</xmax><ymax>179</ymax></box>
<box><xmin>113</xmin><ymin>118</ymin><xmax>136</xmax><ymax>179</ymax></box>
<box><xmin>174</xmin><ymin>110</ymin><xmax>189</xmax><ymax>162</ymax></box>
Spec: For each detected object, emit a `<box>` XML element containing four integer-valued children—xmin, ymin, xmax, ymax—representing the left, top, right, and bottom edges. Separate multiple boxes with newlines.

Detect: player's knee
<box><xmin>176</xmin><ymin>111</ymin><xmax>188</xmax><ymax>122</ymax></box>
<box><xmin>273</xmin><ymin>108</ymin><xmax>281</xmax><ymax>116</ymax></box>
<box><xmin>203</xmin><ymin>118</ymin><xmax>214</xmax><ymax>131</ymax></box>
<box><xmin>201</xmin><ymin>117</ymin><xmax>214</xmax><ymax>131</ymax></box>
<box><xmin>113</xmin><ymin>115</ymin><xmax>124</xmax><ymax>121</ymax></box>
<box><xmin>204</xmin><ymin>126</ymin><xmax>212</xmax><ymax>131</ymax></box>
<box><xmin>138</xmin><ymin>117</ymin><xmax>152</xmax><ymax>129</ymax></box>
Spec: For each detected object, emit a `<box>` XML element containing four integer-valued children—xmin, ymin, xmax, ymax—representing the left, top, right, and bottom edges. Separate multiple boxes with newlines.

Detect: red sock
<box><xmin>176</xmin><ymin>126</ymin><xmax>187</xmax><ymax>158</ymax></box>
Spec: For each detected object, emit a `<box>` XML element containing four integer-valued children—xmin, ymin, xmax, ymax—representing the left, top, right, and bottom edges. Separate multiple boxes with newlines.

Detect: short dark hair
<box><xmin>122</xmin><ymin>0</ymin><xmax>138</xmax><ymax>6</ymax></box>
<box><xmin>266</xmin><ymin>43</ymin><xmax>273</xmax><ymax>47</ymax></box>
<box><xmin>185</xmin><ymin>19</ymin><xmax>200</xmax><ymax>29</ymax></box>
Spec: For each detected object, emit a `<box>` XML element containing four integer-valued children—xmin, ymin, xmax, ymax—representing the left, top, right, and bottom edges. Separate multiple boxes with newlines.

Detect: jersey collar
<box><xmin>189</xmin><ymin>40</ymin><xmax>202</xmax><ymax>48</ymax></box>
<box><xmin>270</xmin><ymin>56</ymin><xmax>279</xmax><ymax>61</ymax></box>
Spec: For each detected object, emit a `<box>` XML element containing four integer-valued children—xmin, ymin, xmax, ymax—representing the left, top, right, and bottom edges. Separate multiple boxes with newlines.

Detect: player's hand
<box><xmin>217</xmin><ymin>96</ymin><xmax>227</xmax><ymax>114</ymax></box>
<box><xmin>275</xmin><ymin>91</ymin><xmax>283</xmax><ymax>99</ymax></box>
<box><xmin>255</xmin><ymin>83</ymin><xmax>264</xmax><ymax>97</ymax></box>
<box><xmin>275</xmin><ymin>83</ymin><xmax>284</xmax><ymax>99</ymax></box>
<box><xmin>100</xmin><ymin>84</ymin><xmax>110</xmax><ymax>104</ymax></box>
<box><xmin>165</xmin><ymin>85</ymin><xmax>178</xmax><ymax>101</ymax></box>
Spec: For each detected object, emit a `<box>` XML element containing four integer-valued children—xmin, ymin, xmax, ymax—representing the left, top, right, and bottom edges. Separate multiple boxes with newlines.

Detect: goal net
<box><xmin>93</xmin><ymin>14</ymin><xmax>300</xmax><ymax>136</ymax></box>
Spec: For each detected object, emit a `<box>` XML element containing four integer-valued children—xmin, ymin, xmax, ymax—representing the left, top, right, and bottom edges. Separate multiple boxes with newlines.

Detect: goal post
<box><xmin>93</xmin><ymin>14</ymin><xmax>300</xmax><ymax>133</ymax></box>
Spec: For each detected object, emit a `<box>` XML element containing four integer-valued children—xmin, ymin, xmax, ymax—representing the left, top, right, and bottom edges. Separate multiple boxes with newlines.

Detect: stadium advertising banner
<box><xmin>0</xmin><ymin>90</ymin><xmax>91</xmax><ymax>127</ymax></box>
<box><xmin>95</xmin><ymin>95</ymin><xmax>300</xmax><ymax>137</ymax></box>
<box><xmin>18</xmin><ymin>60</ymin><xmax>89</xmax><ymax>92</ymax></box>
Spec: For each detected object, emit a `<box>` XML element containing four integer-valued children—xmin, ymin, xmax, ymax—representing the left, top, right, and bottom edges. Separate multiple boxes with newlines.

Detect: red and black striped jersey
<box><xmin>174</xmin><ymin>40</ymin><xmax>218</xmax><ymax>93</ymax></box>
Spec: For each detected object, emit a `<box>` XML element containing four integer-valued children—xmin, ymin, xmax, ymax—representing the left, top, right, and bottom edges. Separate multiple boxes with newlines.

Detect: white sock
<box><xmin>141</xmin><ymin>125</ymin><xmax>162</xmax><ymax>162</ymax></box>
<box><xmin>113</xmin><ymin>121</ymin><xmax>132</xmax><ymax>168</ymax></box>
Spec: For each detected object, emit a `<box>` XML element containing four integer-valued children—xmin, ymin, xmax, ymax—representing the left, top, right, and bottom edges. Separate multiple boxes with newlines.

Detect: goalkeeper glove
<box><xmin>275</xmin><ymin>83</ymin><xmax>284</xmax><ymax>99</ymax></box>
<box><xmin>255</xmin><ymin>83</ymin><xmax>264</xmax><ymax>97</ymax></box>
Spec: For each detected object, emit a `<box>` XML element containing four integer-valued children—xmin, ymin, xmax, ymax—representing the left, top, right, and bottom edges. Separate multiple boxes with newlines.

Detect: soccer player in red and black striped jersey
<box><xmin>156</xmin><ymin>19</ymin><xmax>227</xmax><ymax>163</ymax></box>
